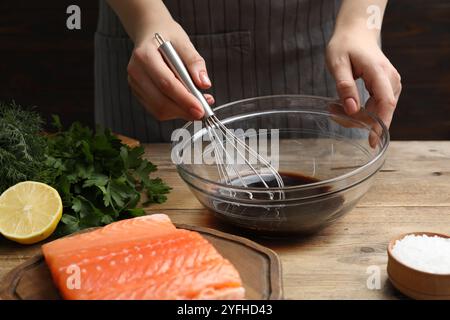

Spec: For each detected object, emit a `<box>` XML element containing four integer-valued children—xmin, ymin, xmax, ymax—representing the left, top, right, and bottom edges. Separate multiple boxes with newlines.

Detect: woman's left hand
<box><xmin>326</xmin><ymin>27</ymin><xmax>402</xmax><ymax>128</ymax></box>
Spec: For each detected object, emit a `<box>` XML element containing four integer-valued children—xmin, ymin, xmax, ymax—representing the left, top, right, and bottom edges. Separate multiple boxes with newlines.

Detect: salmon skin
<box><xmin>42</xmin><ymin>214</ymin><xmax>245</xmax><ymax>300</ymax></box>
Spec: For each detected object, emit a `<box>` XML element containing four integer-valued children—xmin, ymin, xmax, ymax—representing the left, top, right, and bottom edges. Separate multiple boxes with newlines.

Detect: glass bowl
<box><xmin>174</xmin><ymin>95</ymin><xmax>389</xmax><ymax>236</ymax></box>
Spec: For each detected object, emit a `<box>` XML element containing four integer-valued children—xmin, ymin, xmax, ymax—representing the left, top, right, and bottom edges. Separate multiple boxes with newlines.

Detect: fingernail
<box><xmin>206</xmin><ymin>96</ymin><xmax>215</xmax><ymax>105</ymax></box>
<box><xmin>190</xmin><ymin>107</ymin><xmax>204</xmax><ymax>119</ymax></box>
<box><xmin>199</xmin><ymin>71</ymin><xmax>211</xmax><ymax>87</ymax></box>
<box><xmin>344</xmin><ymin>98</ymin><xmax>358</xmax><ymax>114</ymax></box>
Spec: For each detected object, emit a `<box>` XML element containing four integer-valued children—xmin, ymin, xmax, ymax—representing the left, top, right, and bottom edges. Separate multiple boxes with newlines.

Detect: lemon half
<box><xmin>0</xmin><ymin>181</ymin><xmax>62</xmax><ymax>244</ymax></box>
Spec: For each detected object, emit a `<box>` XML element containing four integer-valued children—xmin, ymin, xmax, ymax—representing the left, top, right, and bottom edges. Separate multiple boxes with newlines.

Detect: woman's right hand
<box><xmin>108</xmin><ymin>0</ymin><xmax>213</xmax><ymax>121</ymax></box>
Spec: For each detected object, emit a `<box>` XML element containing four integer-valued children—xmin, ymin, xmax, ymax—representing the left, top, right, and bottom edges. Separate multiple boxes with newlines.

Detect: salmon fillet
<box><xmin>42</xmin><ymin>214</ymin><xmax>245</xmax><ymax>300</ymax></box>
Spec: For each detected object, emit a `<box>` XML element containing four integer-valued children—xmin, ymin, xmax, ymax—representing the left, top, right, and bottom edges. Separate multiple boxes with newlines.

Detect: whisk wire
<box><xmin>206</xmin><ymin>118</ymin><xmax>248</xmax><ymax>187</ymax></box>
<box><xmin>209</xmin><ymin>116</ymin><xmax>285</xmax><ymax>189</ymax></box>
<box><xmin>206</xmin><ymin>116</ymin><xmax>285</xmax><ymax>200</ymax></box>
<box><xmin>156</xmin><ymin>32</ymin><xmax>284</xmax><ymax>200</ymax></box>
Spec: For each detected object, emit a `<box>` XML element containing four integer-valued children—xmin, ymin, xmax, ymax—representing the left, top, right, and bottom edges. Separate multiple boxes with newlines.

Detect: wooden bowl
<box><xmin>387</xmin><ymin>232</ymin><xmax>450</xmax><ymax>300</ymax></box>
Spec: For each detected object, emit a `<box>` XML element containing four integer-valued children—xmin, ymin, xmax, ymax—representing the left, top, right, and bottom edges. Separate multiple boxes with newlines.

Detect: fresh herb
<box><xmin>0</xmin><ymin>102</ymin><xmax>170</xmax><ymax>235</ymax></box>
<box><xmin>0</xmin><ymin>102</ymin><xmax>48</xmax><ymax>193</ymax></box>
<box><xmin>45</xmin><ymin>116</ymin><xmax>171</xmax><ymax>235</ymax></box>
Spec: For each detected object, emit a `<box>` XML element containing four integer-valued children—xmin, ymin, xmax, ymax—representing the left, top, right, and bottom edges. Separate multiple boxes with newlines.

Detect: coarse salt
<box><xmin>392</xmin><ymin>234</ymin><xmax>450</xmax><ymax>274</ymax></box>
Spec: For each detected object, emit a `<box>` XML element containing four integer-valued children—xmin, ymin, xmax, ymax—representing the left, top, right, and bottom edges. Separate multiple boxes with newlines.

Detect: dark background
<box><xmin>0</xmin><ymin>0</ymin><xmax>449</xmax><ymax>139</ymax></box>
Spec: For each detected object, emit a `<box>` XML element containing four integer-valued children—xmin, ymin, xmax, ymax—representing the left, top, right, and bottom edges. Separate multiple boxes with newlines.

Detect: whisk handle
<box><xmin>155</xmin><ymin>33</ymin><xmax>214</xmax><ymax>118</ymax></box>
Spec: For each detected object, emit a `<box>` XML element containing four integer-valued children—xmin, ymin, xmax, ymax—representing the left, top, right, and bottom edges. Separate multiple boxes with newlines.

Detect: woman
<box><xmin>95</xmin><ymin>0</ymin><xmax>401</xmax><ymax>142</ymax></box>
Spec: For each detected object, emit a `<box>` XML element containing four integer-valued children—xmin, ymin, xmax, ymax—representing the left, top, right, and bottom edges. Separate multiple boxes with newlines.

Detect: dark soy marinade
<box><xmin>217</xmin><ymin>171</ymin><xmax>345</xmax><ymax>236</ymax></box>
<box><xmin>247</xmin><ymin>171</ymin><xmax>322</xmax><ymax>188</ymax></box>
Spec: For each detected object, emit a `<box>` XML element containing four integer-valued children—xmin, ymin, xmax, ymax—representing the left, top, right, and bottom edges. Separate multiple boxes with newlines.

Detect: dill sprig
<box><xmin>0</xmin><ymin>103</ymin><xmax>170</xmax><ymax>236</ymax></box>
<box><xmin>0</xmin><ymin>101</ymin><xmax>48</xmax><ymax>193</ymax></box>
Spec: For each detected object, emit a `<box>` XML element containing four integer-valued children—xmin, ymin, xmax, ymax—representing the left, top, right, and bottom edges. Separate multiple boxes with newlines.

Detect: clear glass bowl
<box><xmin>174</xmin><ymin>95</ymin><xmax>389</xmax><ymax>236</ymax></box>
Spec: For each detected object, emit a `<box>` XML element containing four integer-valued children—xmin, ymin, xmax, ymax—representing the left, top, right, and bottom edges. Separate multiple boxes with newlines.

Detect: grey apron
<box><xmin>95</xmin><ymin>0</ymin><xmax>368</xmax><ymax>142</ymax></box>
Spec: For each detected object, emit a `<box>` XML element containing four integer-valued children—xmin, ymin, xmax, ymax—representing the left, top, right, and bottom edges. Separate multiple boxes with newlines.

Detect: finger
<box><xmin>329</xmin><ymin>100</ymin><xmax>380</xmax><ymax>149</ymax></box>
<box><xmin>128</xmin><ymin>77</ymin><xmax>144</xmax><ymax>102</ymax></box>
<box><xmin>328</xmin><ymin>55</ymin><xmax>361</xmax><ymax>114</ymax></box>
<box><xmin>369</xmin><ymin>130</ymin><xmax>380</xmax><ymax>149</ymax></box>
<box><xmin>128</xmin><ymin>77</ymin><xmax>188</xmax><ymax>121</ymax></box>
<box><xmin>363</xmin><ymin>69</ymin><xmax>397</xmax><ymax>128</ymax></box>
<box><xmin>128</xmin><ymin>73</ymin><xmax>199</xmax><ymax>121</ymax></box>
<box><xmin>204</xmin><ymin>94</ymin><xmax>215</xmax><ymax>105</ymax></box>
<box><xmin>364</xmin><ymin>96</ymin><xmax>386</xmax><ymax>133</ymax></box>
<box><xmin>173</xmin><ymin>36</ymin><xmax>211</xmax><ymax>89</ymax></box>
<box><xmin>130</xmin><ymin>45</ymin><xmax>205</xmax><ymax>118</ymax></box>
<box><xmin>327</xmin><ymin>103</ymin><xmax>366</xmax><ymax>129</ymax></box>
<box><xmin>389</xmin><ymin>68</ymin><xmax>402</xmax><ymax>100</ymax></box>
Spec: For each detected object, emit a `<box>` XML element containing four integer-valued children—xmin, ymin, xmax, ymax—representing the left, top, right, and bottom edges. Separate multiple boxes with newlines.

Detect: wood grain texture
<box><xmin>1</xmin><ymin>141</ymin><xmax>450</xmax><ymax>299</ymax></box>
<box><xmin>146</xmin><ymin>141</ymin><xmax>450</xmax><ymax>209</ymax></box>
<box><xmin>383</xmin><ymin>0</ymin><xmax>450</xmax><ymax>140</ymax></box>
<box><xmin>0</xmin><ymin>0</ymin><xmax>449</xmax><ymax>139</ymax></box>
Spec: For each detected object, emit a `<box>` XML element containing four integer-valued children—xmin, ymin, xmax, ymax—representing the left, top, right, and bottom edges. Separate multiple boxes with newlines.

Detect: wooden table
<box><xmin>1</xmin><ymin>141</ymin><xmax>449</xmax><ymax>299</ymax></box>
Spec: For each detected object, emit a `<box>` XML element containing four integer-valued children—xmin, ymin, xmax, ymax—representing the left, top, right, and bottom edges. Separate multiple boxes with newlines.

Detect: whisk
<box><xmin>155</xmin><ymin>33</ymin><xmax>284</xmax><ymax>197</ymax></box>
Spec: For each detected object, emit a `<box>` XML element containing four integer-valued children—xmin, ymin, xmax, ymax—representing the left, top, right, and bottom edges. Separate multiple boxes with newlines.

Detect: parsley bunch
<box><xmin>45</xmin><ymin>116</ymin><xmax>171</xmax><ymax>235</ymax></box>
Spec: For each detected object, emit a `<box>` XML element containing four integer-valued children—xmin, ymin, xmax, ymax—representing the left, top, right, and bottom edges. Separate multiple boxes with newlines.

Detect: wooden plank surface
<box><xmin>147</xmin><ymin>141</ymin><xmax>450</xmax><ymax>209</ymax></box>
<box><xmin>1</xmin><ymin>141</ymin><xmax>450</xmax><ymax>299</ymax></box>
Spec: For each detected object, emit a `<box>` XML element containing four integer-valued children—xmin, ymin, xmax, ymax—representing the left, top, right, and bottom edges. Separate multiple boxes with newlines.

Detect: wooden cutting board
<box><xmin>0</xmin><ymin>224</ymin><xmax>283</xmax><ymax>300</ymax></box>
<box><xmin>115</xmin><ymin>134</ymin><xmax>140</xmax><ymax>148</ymax></box>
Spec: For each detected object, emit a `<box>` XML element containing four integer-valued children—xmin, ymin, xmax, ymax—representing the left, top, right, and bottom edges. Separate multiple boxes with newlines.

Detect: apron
<box><xmin>95</xmin><ymin>0</ymin><xmax>369</xmax><ymax>142</ymax></box>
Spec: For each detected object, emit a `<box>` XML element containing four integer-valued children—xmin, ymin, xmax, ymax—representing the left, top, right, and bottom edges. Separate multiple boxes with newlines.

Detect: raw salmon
<box><xmin>42</xmin><ymin>214</ymin><xmax>245</xmax><ymax>300</ymax></box>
